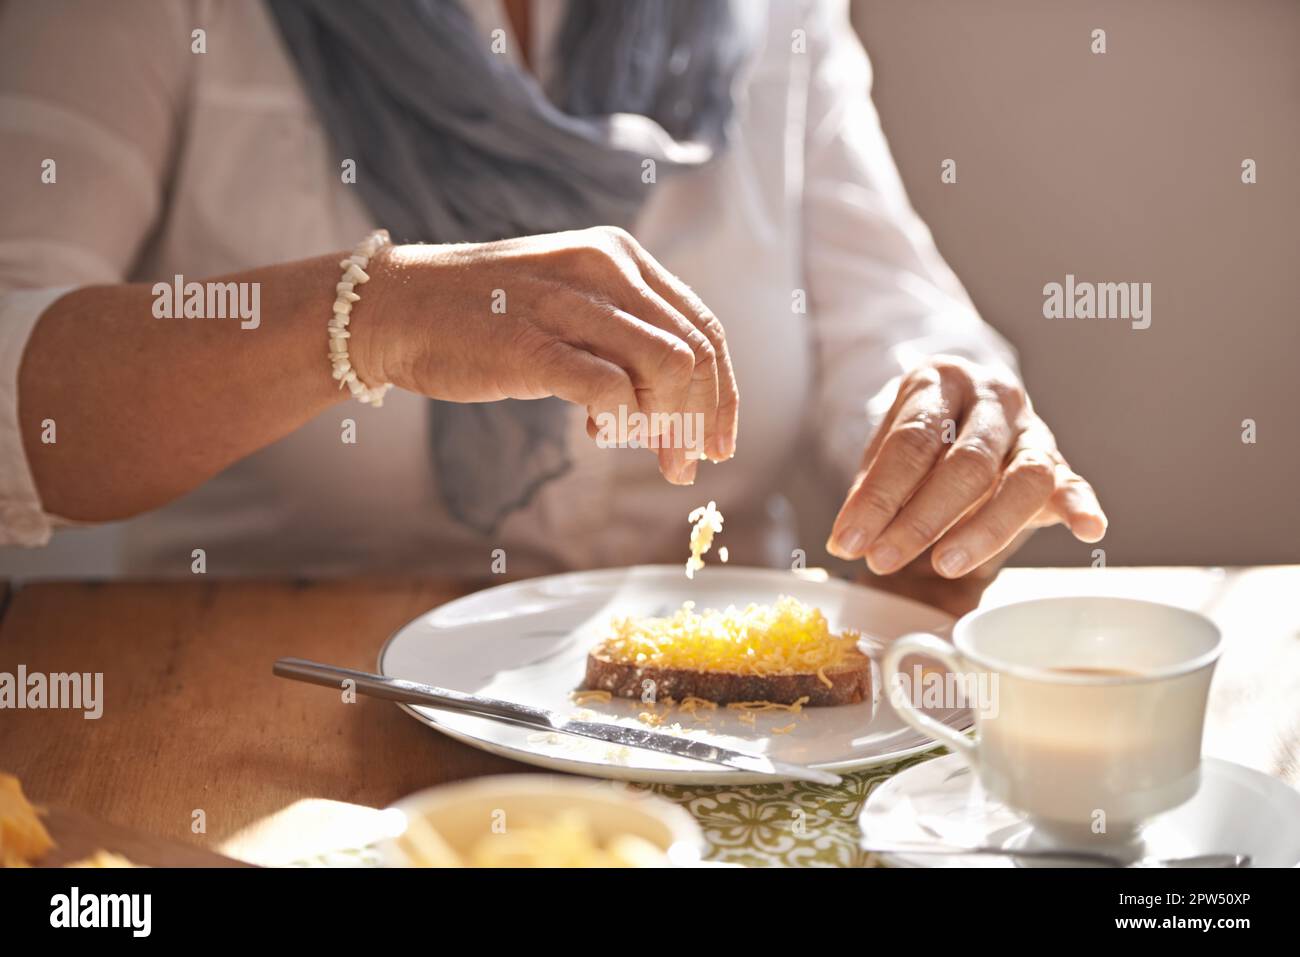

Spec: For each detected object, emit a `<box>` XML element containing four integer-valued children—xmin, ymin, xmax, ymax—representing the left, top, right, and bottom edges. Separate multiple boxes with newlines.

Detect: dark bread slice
<box><xmin>582</xmin><ymin>647</ymin><xmax>872</xmax><ymax>707</ymax></box>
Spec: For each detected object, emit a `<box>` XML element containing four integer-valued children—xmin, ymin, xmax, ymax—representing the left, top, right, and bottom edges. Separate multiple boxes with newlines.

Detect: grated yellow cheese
<box><xmin>685</xmin><ymin>501</ymin><xmax>724</xmax><ymax>579</ymax></box>
<box><xmin>677</xmin><ymin>696</ymin><xmax>716</xmax><ymax>723</ymax></box>
<box><xmin>678</xmin><ymin>696</ymin><xmax>718</xmax><ymax>715</ymax></box>
<box><xmin>570</xmin><ymin>689</ymin><xmax>612</xmax><ymax>706</ymax></box>
<box><xmin>601</xmin><ymin>595</ymin><xmax>860</xmax><ymax>677</ymax></box>
<box><xmin>726</xmin><ymin>696</ymin><xmax>810</xmax><ymax>713</ymax></box>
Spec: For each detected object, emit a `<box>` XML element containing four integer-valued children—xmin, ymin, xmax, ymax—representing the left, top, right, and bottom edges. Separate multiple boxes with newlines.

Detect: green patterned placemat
<box><xmin>636</xmin><ymin>750</ymin><xmax>938</xmax><ymax>868</ymax></box>
<box><xmin>293</xmin><ymin>749</ymin><xmax>942</xmax><ymax>868</ymax></box>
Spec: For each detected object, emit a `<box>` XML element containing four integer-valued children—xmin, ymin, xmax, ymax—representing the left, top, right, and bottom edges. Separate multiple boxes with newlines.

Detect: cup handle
<box><xmin>882</xmin><ymin>632</ymin><xmax>978</xmax><ymax>769</ymax></box>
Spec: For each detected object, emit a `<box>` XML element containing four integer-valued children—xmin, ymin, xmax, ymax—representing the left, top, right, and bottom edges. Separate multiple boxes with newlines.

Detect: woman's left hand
<box><xmin>826</xmin><ymin>356</ymin><xmax>1107</xmax><ymax>578</ymax></box>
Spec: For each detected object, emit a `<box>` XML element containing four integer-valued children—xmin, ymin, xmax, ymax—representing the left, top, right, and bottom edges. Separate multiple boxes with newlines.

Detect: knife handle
<box><xmin>272</xmin><ymin>657</ymin><xmax>555</xmax><ymax>726</ymax></box>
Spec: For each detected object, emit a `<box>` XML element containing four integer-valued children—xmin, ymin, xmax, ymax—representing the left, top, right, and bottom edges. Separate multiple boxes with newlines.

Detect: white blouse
<box><xmin>0</xmin><ymin>0</ymin><xmax>1016</xmax><ymax>577</ymax></box>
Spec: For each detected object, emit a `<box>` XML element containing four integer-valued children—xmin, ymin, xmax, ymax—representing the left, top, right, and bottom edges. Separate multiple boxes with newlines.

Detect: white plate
<box><xmin>378</xmin><ymin>564</ymin><xmax>968</xmax><ymax>784</ymax></box>
<box><xmin>859</xmin><ymin>752</ymin><xmax>1300</xmax><ymax>867</ymax></box>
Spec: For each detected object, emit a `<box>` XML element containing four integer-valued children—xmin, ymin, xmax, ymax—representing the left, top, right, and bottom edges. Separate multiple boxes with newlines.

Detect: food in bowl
<box><xmin>399</xmin><ymin>809</ymin><xmax>669</xmax><ymax>868</ymax></box>
<box><xmin>381</xmin><ymin>775</ymin><xmax>702</xmax><ymax>869</ymax></box>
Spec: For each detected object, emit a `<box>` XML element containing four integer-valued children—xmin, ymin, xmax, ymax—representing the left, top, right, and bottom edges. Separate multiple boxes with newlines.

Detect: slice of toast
<box><xmin>582</xmin><ymin>646</ymin><xmax>872</xmax><ymax>707</ymax></box>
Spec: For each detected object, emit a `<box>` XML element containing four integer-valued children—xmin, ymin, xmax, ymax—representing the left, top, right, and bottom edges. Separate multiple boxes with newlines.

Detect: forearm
<box><xmin>17</xmin><ymin>253</ymin><xmax>386</xmax><ymax>521</ymax></box>
<box><xmin>15</xmin><ymin>226</ymin><xmax>741</xmax><ymax>527</ymax></box>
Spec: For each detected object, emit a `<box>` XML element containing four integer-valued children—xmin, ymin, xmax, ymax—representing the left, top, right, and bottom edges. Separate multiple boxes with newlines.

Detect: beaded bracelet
<box><xmin>328</xmin><ymin>229</ymin><xmax>393</xmax><ymax>406</ymax></box>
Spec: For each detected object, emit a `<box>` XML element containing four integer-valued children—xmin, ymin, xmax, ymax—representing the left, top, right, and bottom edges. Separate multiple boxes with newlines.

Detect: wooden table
<box><xmin>2</xmin><ymin>567</ymin><xmax>1297</xmax><ymax>865</ymax></box>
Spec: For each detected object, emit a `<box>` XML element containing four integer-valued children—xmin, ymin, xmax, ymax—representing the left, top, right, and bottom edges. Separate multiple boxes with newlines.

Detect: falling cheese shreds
<box><xmin>599</xmin><ymin>596</ymin><xmax>859</xmax><ymax>677</ymax></box>
<box><xmin>771</xmin><ymin>722</ymin><xmax>798</xmax><ymax>735</ymax></box>
<box><xmin>718</xmin><ymin>546</ymin><xmax>729</xmax><ymax>563</ymax></box>
<box><xmin>685</xmin><ymin>500</ymin><xmax>724</xmax><ymax>579</ymax></box>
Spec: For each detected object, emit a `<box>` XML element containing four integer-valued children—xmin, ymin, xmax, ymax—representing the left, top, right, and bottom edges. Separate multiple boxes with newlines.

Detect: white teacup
<box><xmin>883</xmin><ymin>596</ymin><xmax>1221</xmax><ymax>850</ymax></box>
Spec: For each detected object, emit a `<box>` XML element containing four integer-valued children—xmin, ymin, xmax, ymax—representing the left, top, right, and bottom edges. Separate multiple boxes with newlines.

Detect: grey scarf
<box><xmin>267</xmin><ymin>0</ymin><xmax>753</xmax><ymax>534</ymax></box>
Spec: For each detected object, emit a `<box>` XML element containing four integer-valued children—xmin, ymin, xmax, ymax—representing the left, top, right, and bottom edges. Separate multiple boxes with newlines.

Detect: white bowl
<box><xmin>379</xmin><ymin>774</ymin><xmax>704</xmax><ymax>867</ymax></box>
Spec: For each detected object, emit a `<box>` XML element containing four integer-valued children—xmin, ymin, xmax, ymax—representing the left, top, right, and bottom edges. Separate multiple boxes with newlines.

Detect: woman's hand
<box><xmin>359</xmin><ymin>226</ymin><xmax>738</xmax><ymax>484</ymax></box>
<box><xmin>826</xmin><ymin>356</ymin><xmax>1106</xmax><ymax>578</ymax></box>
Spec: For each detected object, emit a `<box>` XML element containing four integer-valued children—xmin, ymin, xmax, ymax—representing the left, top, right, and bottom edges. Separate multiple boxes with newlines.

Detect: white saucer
<box><xmin>859</xmin><ymin>753</ymin><xmax>1300</xmax><ymax>867</ymax></box>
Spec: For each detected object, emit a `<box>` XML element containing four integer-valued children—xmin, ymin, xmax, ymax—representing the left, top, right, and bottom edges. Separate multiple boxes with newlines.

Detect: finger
<box><xmin>841</xmin><ymin>374</ymin><xmax>909</xmax><ymax>495</ymax></box>
<box><xmin>858</xmin><ymin>375</ymin><xmax>908</xmax><ymax>468</ymax></box>
<box><xmin>596</xmin><ymin>240</ymin><xmax>714</xmax><ymax>482</ymax></box>
<box><xmin>864</xmin><ymin>397</ymin><xmax>1015</xmax><ymax>574</ymax></box>
<box><xmin>930</xmin><ymin>447</ymin><xmax>1058</xmax><ymax>578</ymax></box>
<box><xmin>623</xmin><ymin>282</ymin><xmax>718</xmax><ymax>482</ymax></box>
<box><xmin>826</xmin><ymin>370</ymin><xmax>963</xmax><ymax>559</ymax></box>
<box><xmin>531</xmin><ymin>338</ymin><xmax>638</xmax><ymax>418</ymax></box>
<box><xmin>534</xmin><ymin>287</ymin><xmax>690</xmax><ymax>427</ymax></box>
<box><xmin>1048</xmin><ymin>463</ymin><xmax>1108</xmax><ymax>542</ymax></box>
<box><xmin>562</xmin><ymin>301</ymin><xmax>695</xmax><ymax>435</ymax></box>
<box><xmin>587</xmin><ymin>303</ymin><xmax>707</xmax><ymax>487</ymax></box>
<box><xmin>629</xmin><ymin>244</ymin><xmax>739</xmax><ymax>462</ymax></box>
<box><xmin>658</xmin><ymin>429</ymin><xmax>698</xmax><ymax>485</ymax></box>
<box><xmin>534</xmin><ymin>339</ymin><xmax>691</xmax><ymax>485</ymax></box>
<box><xmin>564</xmin><ymin>295</ymin><xmax>702</xmax><ymax>481</ymax></box>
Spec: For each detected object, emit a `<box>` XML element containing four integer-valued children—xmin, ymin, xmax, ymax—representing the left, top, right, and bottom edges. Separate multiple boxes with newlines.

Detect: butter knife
<box><xmin>273</xmin><ymin>657</ymin><xmax>842</xmax><ymax>785</ymax></box>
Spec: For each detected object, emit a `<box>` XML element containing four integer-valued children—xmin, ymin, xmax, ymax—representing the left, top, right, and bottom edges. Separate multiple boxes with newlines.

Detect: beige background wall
<box><xmin>1</xmin><ymin>1</ymin><xmax>1294</xmax><ymax>579</ymax></box>
<box><xmin>852</xmin><ymin>0</ymin><xmax>1298</xmax><ymax>566</ymax></box>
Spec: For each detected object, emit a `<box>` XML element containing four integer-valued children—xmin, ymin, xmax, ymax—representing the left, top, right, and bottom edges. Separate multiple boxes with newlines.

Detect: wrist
<box><xmin>341</xmin><ymin>240</ymin><xmax>406</xmax><ymax>395</ymax></box>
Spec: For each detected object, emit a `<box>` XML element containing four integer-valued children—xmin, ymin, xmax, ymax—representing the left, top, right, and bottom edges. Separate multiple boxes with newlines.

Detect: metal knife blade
<box><xmin>273</xmin><ymin>657</ymin><xmax>841</xmax><ymax>785</ymax></box>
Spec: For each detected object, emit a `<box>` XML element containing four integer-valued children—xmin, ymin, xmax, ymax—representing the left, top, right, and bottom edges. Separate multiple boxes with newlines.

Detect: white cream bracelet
<box><xmin>328</xmin><ymin>228</ymin><xmax>393</xmax><ymax>407</ymax></box>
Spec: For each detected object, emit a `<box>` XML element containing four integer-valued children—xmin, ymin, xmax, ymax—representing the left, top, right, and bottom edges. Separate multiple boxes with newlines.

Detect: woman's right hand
<box><xmin>356</xmin><ymin>227</ymin><xmax>738</xmax><ymax>485</ymax></box>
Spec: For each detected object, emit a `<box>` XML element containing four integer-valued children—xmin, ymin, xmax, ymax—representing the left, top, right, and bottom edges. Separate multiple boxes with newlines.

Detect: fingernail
<box><xmin>1075</xmin><ymin>512</ymin><xmax>1107</xmax><ymax>542</ymax></box>
<box><xmin>720</xmin><ymin>432</ymin><xmax>735</xmax><ymax>458</ymax></box>
<box><xmin>936</xmin><ymin>548</ymin><xmax>969</xmax><ymax>578</ymax></box>
<box><xmin>829</xmin><ymin>527</ymin><xmax>868</xmax><ymax>558</ymax></box>
<box><xmin>867</xmin><ymin>544</ymin><xmax>902</xmax><ymax>574</ymax></box>
<box><xmin>678</xmin><ymin>459</ymin><xmax>698</xmax><ymax>485</ymax></box>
